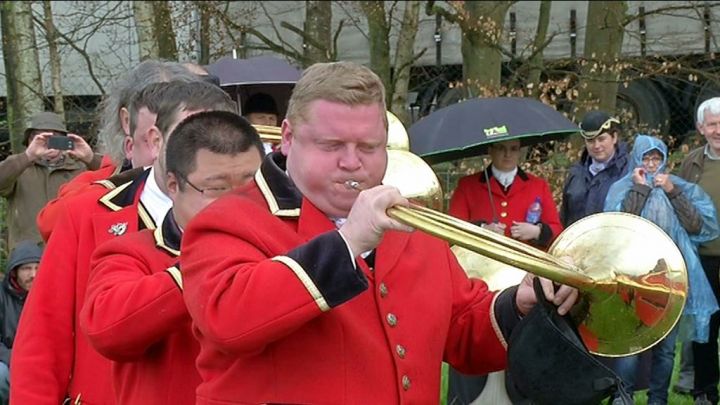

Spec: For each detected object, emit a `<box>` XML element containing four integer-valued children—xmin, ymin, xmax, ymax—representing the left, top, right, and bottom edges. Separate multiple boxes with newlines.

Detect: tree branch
<box><xmin>622</xmin><ymin>3</ymin><xmax>720</xmax><ymax>26</ymax></box>
<box><xmin>332</xmin><ymin>19</ymin><xmax>346</xmax><ymax>61</ymax></box>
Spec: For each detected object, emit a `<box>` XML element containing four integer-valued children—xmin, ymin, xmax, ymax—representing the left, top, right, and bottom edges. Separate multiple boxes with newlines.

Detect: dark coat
<box><xmin>561</xmin><ymin>142</ymin><xmax>631</xmax><ymax>227</ymax></box>
<box><xmin>0</xmin><ymin>241</ymin><xmax>42</xmax><ymax>365</ymax></box>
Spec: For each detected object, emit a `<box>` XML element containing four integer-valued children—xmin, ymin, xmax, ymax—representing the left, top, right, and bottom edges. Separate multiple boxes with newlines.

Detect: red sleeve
<box><xmin>448</xmin><ymin>178</ymin><xmax>472</xmax><ymax>220</ymax></box>
<box><xmin>443</xmin><ymin>245</ymin><xmax>510</xmax><ymax>374</ymax></box>
<box><xmin>538</xmin><ymin>179</ymin><xmax>563</xmax><ymax>242</ymax></box>
<box><xmin>80</xmin><ymin>235</ymin><xmax>186</xmax><ymax>362</ymax></box>
<box><xmin>37</xmin><ymin>162</ymin><xmax>115</xmax><ymax>242</ymax></box>
<box><xmin>182</xmin><ymin>197</ymin><xmax>365</xmax><ymax>354</ymax></box>
<box><xmin>11</xmin><ymin>209</ymin><xmax>79</xmax><ymax>404</ymax></box>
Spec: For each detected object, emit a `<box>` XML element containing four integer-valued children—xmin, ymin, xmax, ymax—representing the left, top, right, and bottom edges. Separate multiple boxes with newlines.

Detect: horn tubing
<box><xmin>387</xmin><ymin>206</ymin><xmax>597</xmax><ymax>290</ymax></box>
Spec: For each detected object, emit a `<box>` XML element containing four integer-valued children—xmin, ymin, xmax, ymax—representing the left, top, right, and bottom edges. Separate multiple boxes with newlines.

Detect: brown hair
<box><xmin>286</xmin><ymin>61</ymin><xmax>387</xmax><ymax>127</ymax></box>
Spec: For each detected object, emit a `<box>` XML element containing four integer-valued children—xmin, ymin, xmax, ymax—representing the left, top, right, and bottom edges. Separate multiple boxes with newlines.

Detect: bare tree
<box><xmin>360</xmin><ymin>1</ymin><xmax>391</xmax><ymax>98</ymax></box>
<box><xmin>133</xmin><ymin>1</ymin><xmax>178</xmax><ymax>61</ymax></box>
<box><xmin>42</xmin><ymin>0</ymin><xmax>65</xmax><ymax>119</ymax></box>
<box><xmin>574</xmin><ymin>1</ymin><xmax>628</xmax><ymax>119</ymax></box>
<box><xmin>303</xmin><ymin>1</ymin><xmax>333</xmax><ymax>64</ymax></box>
<box><xmin>427</xmin><ymin>1</ymin><xmax>513</xmax><ymax>97</ymax></box>
<box><xmin>1</xmin><ymin>1</ymin><xmax>46</xmax><ymax>152</ymax></box>
<box><xmin>390</xmin><ymin>1</ymin><xmax>422</xmax><ymax>125</ymax></box>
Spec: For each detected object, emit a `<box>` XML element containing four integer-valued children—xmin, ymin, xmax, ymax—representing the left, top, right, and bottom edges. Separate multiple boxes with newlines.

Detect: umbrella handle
<box><xmin>483</xmin><ymin>167</ymin><xmax>499</xmax><ymax>223</ymax></box>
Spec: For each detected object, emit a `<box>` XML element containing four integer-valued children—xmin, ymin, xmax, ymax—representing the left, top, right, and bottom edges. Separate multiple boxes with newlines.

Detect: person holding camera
<box><xmin>0</xmin><ymin>111</ymin><xmax>102</xmax><ymax>250</ymax></box>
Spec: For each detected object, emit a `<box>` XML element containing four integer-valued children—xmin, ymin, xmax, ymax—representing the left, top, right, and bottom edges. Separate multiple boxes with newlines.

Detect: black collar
<box><xmin>255</xmin><ymin>152</ymin><xmax>303</xmax><ymax>216</ymax></box>
<box><xmin>154</xmin><ymin>210</ymin><xmax>182</xmax><ymax>257</ymax></box>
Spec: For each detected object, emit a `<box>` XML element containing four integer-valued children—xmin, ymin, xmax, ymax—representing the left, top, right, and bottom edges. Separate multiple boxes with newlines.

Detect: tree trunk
<box><xmin>460</xmin><ymin>2</ymin><xmax>512</xmax><ymax>97</ymax></box>
<box><xmin>575</xmin><ymin>1</ymin><xmax>627</xmax><ymax>119</ymax></box>
<box><xmin>1</xmin><ymin>1</ymin><xmax>45</xmax><ymax>153</ymax></box>
<box><xmin>302</xmin><ymin>0</ymin><xmax>332</xmax><ymax>66</ymax></box>
<box><xmin>391</xmin><ymin>1</ymin><xmax>421</xmax><ymax>125</ymax></box>
<box><xmin>133</xmin><ymin>1</ymin><xmax>159</xmax><ymax>60</ymax></box>
<box><xmin>361</xmin><ymin>2</ymin><xmax>391</xmax><ymax>105</ymax></box>
<box><xmin>43</xmin><ymin>0</ymin><xmax>65</xmax><ymax>120</ymax></box>
<box><xmin>153</xmin><ymin>1</ymin><xmax>178</xmax><ymax>60</ymax></box>
<box><xmin>526</xmin><ymin>0</ymin><xmax>551</xmax><ymax>97</ymax></box>
<box><xmin>197</xmin><ymin>1</ymin><xmax>212</xmax><ymax>65</ymax></box>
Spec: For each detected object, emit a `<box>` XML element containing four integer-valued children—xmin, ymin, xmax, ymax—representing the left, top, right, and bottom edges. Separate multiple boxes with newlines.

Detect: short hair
<box><xmin>697</xmin><ymin>97</ymin><xmax>720</xmax><ymax>124</ymax></box>
<box><xmin>128</xmin><ymin>82</ymin><xmax>175</xmax><ymax>137</ymax></box>
<box><xmin>95</xmin><ymin>60</ymin><xmax>201</xmax><ymax>165</ymax></box>
<box><xmin>286</xmin><ymin>61</ymin><xmax>387</xmax><ymax>127</ymax></box>
<box><xmin>165</xmin><ymin>111</ymin><xmax>265</xmax><ymax>189</ymax></box>
<box><xmin>154</xmin><ymin>81</ymin><xmax>237</xmax><ymax>139</ymax></box>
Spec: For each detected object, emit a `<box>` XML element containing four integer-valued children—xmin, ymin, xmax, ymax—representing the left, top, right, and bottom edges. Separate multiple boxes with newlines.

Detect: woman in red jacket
<box><xmin>449</xmin><ymin>139</ymin><xmax>563</xmax><ymax>249</ymax></box>
<box><xmin>447</xmin><ymin>138</ymin><xmax>564</xmax><ymax>404</ymax></box>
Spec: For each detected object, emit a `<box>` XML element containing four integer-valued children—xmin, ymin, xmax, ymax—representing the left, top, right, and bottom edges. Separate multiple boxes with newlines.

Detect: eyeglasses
<box><xmin>642</xmin><ymin>156</ymin><xmax>663</xmax><ymax>164</ymax></box>
<box><xmin>178</xmin><ymin>174</ymin><xmax>231</xmax><ymax>198</ymax></box>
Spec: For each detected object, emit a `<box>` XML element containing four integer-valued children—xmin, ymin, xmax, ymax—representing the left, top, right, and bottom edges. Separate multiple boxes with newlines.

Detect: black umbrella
<box><xmin>409</xmin><ymin>97</ymin><xmax>579</xmax><ymax>164</ymax></box>
<box><xmin>205</xmin><ymin>55</ymin><xmax>303</xmax><ymax>119</ymax></box>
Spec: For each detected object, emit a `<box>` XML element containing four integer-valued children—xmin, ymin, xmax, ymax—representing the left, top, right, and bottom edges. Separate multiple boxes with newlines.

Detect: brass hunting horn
<box><xmin>380</xmin><ymin>113</ymin><xmax>687</xmax><ymax>357</ymax></box>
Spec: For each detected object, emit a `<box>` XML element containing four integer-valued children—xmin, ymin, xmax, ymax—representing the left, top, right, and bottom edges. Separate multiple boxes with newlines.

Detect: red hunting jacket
<box><xmin>11</xmin><ymin>168</ymin><xmax>155</xmax><ymax>405</ymax></box>
<box><xmin>181</xmin><ymin>152</ymin><xmax>521</xmax><ymax>405</ymax></box>
<box><xmin>449</xmin><ymin>166</ymin><xmax>563</xmax><ymax>248</ymax></box>
<box><xmin>37</xmin><ymin>155</ymin><xmax>120</xmax><ymax>242</ymax></box>
<box><xmin>81</xmin><ymin>211</ymin><xmax>199</xmax><ymax>405</ymax></box>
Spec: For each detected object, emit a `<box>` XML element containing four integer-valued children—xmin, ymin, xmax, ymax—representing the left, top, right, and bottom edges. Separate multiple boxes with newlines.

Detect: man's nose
<box><xmin>338</xmin><ymin>148</ymin><xmax>362</xmax><ymax>170</ymax></box>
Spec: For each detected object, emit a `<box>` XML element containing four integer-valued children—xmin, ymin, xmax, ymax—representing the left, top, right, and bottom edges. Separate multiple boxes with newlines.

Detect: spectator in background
<box><xmin>0</xmin><ymin>240</ymin><xmax>43</xmax><ymax>405</ymax></box>
<box><xmin>447</xmin><ymin>138</ymin><xmax>563</xmax><ymax>404</ymax></box>
<box><xmin>243</xmin><ymin>92</ymin><xmax>279</xmax><ymax>127</ymax></box>
<box><xmin>678</xmin><ymin>97</ymin><xmax>720</xmax><ymax>405</ymax></box>
<box><xmin>561</xmin><ymin>111</ymin><xmax>631</xmax><ymax>227</ymax></box>
<box><xmin>604</xmin><ymin>134</ymin><xmax>719</xmax><ymax>405</ymax></box>
<box><xmin>0</xmin><ymin>112</ymin><xmax>102</xmax><ymax>249</ymax></box>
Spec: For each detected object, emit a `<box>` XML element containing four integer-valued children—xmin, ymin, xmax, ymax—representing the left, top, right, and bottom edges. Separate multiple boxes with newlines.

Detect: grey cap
<box><xmin>24</xmin><ymin>111</ymin><xmax>68</xmax><ymax>146</ymax></box>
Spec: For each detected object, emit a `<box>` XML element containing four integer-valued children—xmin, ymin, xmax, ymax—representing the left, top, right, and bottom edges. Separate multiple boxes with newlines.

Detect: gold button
<box><xmin>386</xmin><ymin>313</ymin><xmax>398</xmax><ymax>327</ymax></box>
<box><xmin>500</xmin><ymin>201</ymin><xmax>508</xmax><ymax>207</ymax></box>
<box><xmin>500</xmin><ymin>212</ymin><xmax>508</xmax><ymax>218</ymax></box>
<box><xmin>402</xmin><ymin>375</ymin><xmax>411</xmax><ymax>390</ymax></box>
<box><xmin>379</xmin><ymin>283</ymin><xmax>388</xmax><ymax>298</ymax></box>
<box><xmin>396</xmin><ymin>344</ymin><xmax>406</xmax><ymax>358</ymax></box>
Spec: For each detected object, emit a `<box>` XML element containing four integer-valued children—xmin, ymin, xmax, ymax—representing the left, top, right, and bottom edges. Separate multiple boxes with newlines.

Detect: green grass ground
<box><xmin>438</xmin><ymin>341</ymin><xmax>697</xmax><ymax>404</ymax></box>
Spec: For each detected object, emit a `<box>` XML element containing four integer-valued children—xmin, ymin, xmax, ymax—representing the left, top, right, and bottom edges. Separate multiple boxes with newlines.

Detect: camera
<box><xmin>47</xmin><ymin>134</ymin><xmax>74</xmax><ymax>151</ymax></box>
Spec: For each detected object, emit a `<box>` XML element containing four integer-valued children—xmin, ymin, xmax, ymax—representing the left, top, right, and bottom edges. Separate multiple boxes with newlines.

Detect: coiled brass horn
<box><xmin>379</xmin><ymin>115</ymin><xmax>687</xmax><ymax>357</ymax></box>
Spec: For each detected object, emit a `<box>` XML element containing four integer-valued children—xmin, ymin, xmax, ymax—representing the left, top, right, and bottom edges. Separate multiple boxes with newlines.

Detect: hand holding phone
<box><xmin>47</xmin><ymin>134</ymin><xmax>74</xmax><ymax>151</ymax></box>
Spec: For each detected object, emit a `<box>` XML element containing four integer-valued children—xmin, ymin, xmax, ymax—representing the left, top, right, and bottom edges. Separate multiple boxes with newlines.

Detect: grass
<box><xmin>438</xmin><ymin>340</ymin><xmax>697</xmax><ymax>405</ymax></box>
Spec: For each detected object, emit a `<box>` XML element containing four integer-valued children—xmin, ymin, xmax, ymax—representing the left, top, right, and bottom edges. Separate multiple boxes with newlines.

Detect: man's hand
<box><xmin>483</xmin><ymin>222</ymin><xmax>506</xmax><ymax>235</ymax></box>
<box><xmin>515</xmin><ymin>274</ymin><xmax>579</xmax><ymax>316</ymax></box>
<box><xmin>24</xmin><ymin>132</ymin><xmax>57</xmax><ymax>162</ymax></box>
<box><xmin>66</xmin><ymin>134</ymin><xmax>94</xmax><ymax>165</ymax></box>
<box><xmin>338</xmin><ymin>185</ymin><xmax>414</xmax><ymax>257</ymax></box>
<box><xmin>510</xmin><ymin>221</ymin><xmax>541</xmax><ymax>241</ymax></box>
<box><xmin>631</xmin><ymin>168</ymin><xmax>646</xmax><ymax>185</ymax></box>
<box><xmin>654</xmin><ymin>173</ymin><xmax>674</xmax><ymax>193</ymax></box>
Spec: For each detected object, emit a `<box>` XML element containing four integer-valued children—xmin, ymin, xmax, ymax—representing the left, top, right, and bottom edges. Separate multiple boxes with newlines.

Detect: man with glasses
<box><xmin>80</xmin><ymin>111</ymin><xmax>263</xmax><ymax>405</ymax></box>
<box><xmin>10</xmin><ymin>81</ymin><xmax>236</xmax><ymax>405</ymax></box>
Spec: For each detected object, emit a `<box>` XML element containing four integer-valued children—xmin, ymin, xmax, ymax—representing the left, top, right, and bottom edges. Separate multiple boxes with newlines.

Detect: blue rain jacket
<box><xmin>604</xmin><ymin>135</ymin><xmax>720</xmax><ymax>342</ymax></box>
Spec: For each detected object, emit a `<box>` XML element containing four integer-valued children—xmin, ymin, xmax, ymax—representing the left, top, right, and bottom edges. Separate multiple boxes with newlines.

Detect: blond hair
<box><xmin>286</xmin><ymin>61</ymin><xmax>387</xmax><ymax>126</ymax></box>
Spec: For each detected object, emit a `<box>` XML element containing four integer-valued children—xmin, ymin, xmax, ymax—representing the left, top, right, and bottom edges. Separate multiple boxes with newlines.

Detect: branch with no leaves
<box><xmin>623</xmin><ymin>2</ymin><xmax>720</xmax><ymax>26</ymax></box>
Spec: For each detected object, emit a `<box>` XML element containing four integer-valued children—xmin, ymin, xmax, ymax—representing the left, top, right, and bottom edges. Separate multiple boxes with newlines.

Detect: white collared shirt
<box><xmin>705</xmin><ymin>144</ymin><xmax>720</xmax><ymax>161</ymax></box>
<box><xmin>140</xmin><ymin>166</ymin><xmax>173</xmax><ymax>228</ymax></box>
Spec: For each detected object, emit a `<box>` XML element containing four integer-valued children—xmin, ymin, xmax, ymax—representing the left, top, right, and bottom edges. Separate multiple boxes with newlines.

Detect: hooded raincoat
<box><xmin>604</xmin><ymin>135</ymin><xmax>720</xmax><ymax>342</ymax></box>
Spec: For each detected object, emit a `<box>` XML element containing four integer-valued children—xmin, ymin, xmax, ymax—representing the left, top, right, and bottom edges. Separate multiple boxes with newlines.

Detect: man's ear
<box><xmin>120</xmin><ymin>108</ymin><xmax>130</xmax><ymax>136</ymax></box>
<box><xmin>148</xmin><ymin>126</ymin><xmax>163</xmax><ymax>160</ymax></box>
<box><xmin>280</xmin><ymin>119</ymin><xmax>292</xmax><ymax>156</ymax></box>
<box><xmin>123</xmin><ymin>136</ymin><xmax>134</xmax><ymax>161</ymax></box>
<box><xmin>166</xmin><ymin>172</ymin><xmax>180</xmax><ymax>201</ymax></box>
